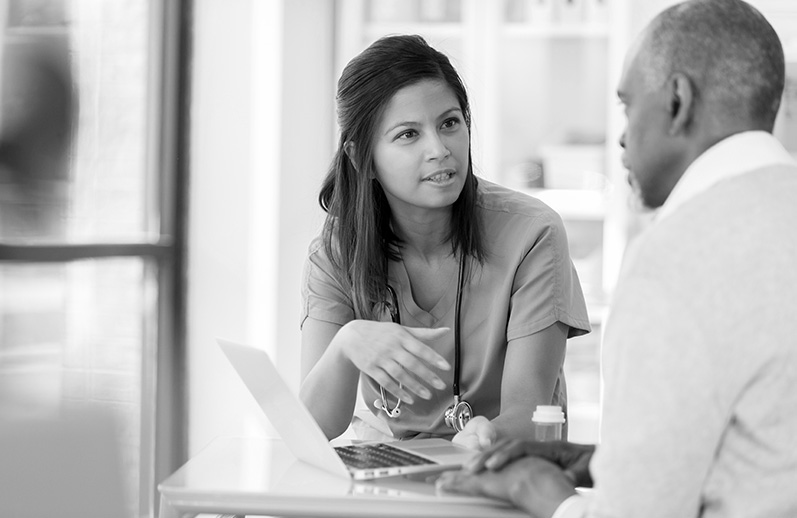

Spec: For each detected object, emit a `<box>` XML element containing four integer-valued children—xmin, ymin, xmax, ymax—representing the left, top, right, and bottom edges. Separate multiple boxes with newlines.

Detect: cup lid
<box><xmin>532</xmin><ymin>405</ymin><xmax>565</xmax><ymax>423</ymax></box>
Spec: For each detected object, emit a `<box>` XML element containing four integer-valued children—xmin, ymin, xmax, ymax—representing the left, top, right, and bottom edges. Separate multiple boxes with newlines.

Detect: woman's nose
<box><xmin>426</xmin><ymin>133</ymin><xmax>451</xmax><ymax>160</ymax></box>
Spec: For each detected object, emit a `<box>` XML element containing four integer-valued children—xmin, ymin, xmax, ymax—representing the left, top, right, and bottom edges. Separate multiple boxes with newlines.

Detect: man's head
<box><xmin>617</xmin><ymin>0</ymin><xmax>784</xmax><ymax>209</ymax></box>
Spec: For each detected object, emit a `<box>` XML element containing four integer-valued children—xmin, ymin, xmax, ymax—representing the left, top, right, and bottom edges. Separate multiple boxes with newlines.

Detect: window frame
<box><xmin>0</xmin><ymin>1</ymin><xmax>192</xmax><ymax>515</ymax></box>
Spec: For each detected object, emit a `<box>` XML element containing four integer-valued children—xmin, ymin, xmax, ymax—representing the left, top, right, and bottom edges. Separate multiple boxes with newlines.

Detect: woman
<box><xmin>300</xmin><ymin>35</ymin><xmax>590</xmax><ymax>449</ymax></box>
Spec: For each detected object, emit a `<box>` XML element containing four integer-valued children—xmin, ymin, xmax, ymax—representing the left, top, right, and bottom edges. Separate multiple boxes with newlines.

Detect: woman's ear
<box><xmin>344</xmin><ymin>141</ymin><xmax>359</xmax><ymax>171</ymax></box>
<box><xmin>668</xmin><ymin>73</ymin><xmax>694</xmax><ymax>136</ymax></box>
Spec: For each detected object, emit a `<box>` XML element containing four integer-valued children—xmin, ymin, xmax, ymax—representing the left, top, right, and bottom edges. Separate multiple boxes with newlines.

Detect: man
<box><xmin>437</xmin><ymin>1</ymin><xmax>797</xmax><ymax>517</ymax></box>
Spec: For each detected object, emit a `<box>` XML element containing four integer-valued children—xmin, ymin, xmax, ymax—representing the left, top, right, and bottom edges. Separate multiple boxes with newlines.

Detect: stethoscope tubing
<box><xmin>452</xmin><ymin>255</ymin><xmax>465</xmax><ymax>399</ymax></box>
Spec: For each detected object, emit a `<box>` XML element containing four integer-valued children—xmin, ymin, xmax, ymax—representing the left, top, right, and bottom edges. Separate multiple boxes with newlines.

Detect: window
<box><xmin>0</xmin><ymin>1</ymin><xmax>189</xmax><ymax>516</ymax></box>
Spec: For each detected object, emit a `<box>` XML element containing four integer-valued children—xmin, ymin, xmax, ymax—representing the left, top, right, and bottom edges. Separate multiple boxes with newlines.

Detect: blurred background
<box><xmin>1</xmin><ymin>0</ymin><xmax>795</xmax><ymax>516</ymax></box>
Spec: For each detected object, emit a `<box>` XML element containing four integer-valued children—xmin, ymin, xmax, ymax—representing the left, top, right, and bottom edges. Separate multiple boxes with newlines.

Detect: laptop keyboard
<box><xmin>334</xmin><ymin>443</ymin><xmax>435</xmax><ymax>470</ymax></box>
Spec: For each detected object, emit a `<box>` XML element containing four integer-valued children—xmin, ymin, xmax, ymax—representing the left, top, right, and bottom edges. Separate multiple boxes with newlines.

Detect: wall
<box><xmin>274</xmin><ymin>0</ymin><xmax>335</xmax><ymax>384</ymax></box>
<box><xmin>187</xmin><ymin>0</ymin><xmax>332</xmax><ymax>454</ymax></box>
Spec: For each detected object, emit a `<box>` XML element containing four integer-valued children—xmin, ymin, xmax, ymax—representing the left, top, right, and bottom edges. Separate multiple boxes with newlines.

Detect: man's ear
<box><xmin>344</xmin><ymin>141</ymin><xmax>359</xmax><ymax>171</ymax></box>
<box><xmin>668</xmin><ymin>73</ymin><xmax>694</xmax><ymax>136</ymax></box>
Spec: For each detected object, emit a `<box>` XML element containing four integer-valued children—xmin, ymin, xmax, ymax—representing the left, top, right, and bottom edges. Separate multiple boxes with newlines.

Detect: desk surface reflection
<box><xmin>158</xmin><ymin>436</ymin><xmax>528</xmax><ymax>518</ymax></box>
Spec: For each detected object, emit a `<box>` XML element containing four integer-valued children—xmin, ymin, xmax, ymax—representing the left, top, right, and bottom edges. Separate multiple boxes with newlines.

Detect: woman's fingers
<box><xmin>338</xmin><ymin>320</ymin><xmax>453</xmax><ymax>401</ymax></box>
<box><xmin>402</xmin><ymin>326</ymin><xmax>452</xmax><ymax>370</ymax></box>
<box><xmin>381</xmin><ymin>360</ymin><xmax>430</xmax><ymax>402</ymax></box>
<box><xmin>370</xmin><ymin>365</ymin><xmax>416</xmax><ymax>405</ymax></box>
<box><xmin>391</xmin><ymin>348</ymin><xmax>446</xmax><ymax>391</ymax></box>
<box><xmin>381</xmin><ymin>326</ymin><xmax>453</xmax><ymax>399</ymax></box>
<box><xmin>464</xmin><ymin>439</ymin><xmax>527</xmax><ymax>472</ymax></box>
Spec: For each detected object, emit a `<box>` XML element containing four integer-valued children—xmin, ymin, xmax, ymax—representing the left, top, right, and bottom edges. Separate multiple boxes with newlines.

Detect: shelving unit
<box><xmin>522</xmin><ymin>188</ymin><xmax>606</xmax><ymax>221</ymax></box>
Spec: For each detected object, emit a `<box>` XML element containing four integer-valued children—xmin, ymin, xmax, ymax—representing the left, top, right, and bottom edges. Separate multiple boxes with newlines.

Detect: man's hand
<box><xmin>464</xmin><ymin>439</ymin><xmax>595</xmax><ymax>488</ymax></box>
<box><xmin>437</xmin><ymin>454</ymin><xmax>577</xmax><ymax>518</ymax></box>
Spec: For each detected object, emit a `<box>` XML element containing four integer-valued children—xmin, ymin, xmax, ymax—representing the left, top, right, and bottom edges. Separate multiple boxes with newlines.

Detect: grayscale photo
<box><xmin>1</xmin><ymin>1</ymin><xmax>796</xmax><ymax>517</ymax></box>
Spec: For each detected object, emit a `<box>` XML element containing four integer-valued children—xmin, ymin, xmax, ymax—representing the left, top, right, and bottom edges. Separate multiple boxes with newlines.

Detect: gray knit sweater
<box><xmin>590</xmin><ymin>164</ymin><xmax>797</xmax><ymax>517</ymax></box>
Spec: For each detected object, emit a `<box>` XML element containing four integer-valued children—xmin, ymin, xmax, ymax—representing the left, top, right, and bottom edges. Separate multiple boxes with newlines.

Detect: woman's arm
<box><xmin>301</xmin><ymin>317</ymin><xmax>452</xmax><ymax>439</ymax></box>
<box><xmin>453</xmin><ymin>321</ymin><xmax>568</xmax><ymax>449</ymax></box>
<box><xmin>494</xmin><ymin>320</ymin><xmax>568</xmax><ymax>439</ymax></box>
<box><xmin>300</xmin><ymin>317</ymin><xmax>361</xmax><ymax>439</ymax></box>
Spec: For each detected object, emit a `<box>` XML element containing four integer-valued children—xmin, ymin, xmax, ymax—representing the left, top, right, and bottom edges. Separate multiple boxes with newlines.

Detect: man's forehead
<box><xmin>618</xmin><ymin>29</ymin><xmax>653</xmax><ymax>94</ymax></box>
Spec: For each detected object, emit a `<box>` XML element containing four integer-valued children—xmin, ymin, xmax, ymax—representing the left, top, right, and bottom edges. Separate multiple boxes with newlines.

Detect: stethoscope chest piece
<box><xmin>443</xmin><ymin>395</ymin><xmax>472</xmax><ymax>432</ymax></box>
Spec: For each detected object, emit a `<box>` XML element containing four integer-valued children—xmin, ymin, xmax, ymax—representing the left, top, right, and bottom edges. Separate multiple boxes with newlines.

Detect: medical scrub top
<box><xmin>301</xmin><ymin>179</ymin><xmax>591</xmax><ymax>439</ymax></box>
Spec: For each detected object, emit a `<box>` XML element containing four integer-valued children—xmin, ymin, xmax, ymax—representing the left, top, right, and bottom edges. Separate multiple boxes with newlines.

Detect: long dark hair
<box><xmin>319</xmin><ymin>34</ymin><xmax>485</xmax><ymax>320</ymax></box>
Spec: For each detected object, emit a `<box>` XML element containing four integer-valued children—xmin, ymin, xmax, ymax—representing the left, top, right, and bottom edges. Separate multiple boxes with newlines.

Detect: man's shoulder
<box><xmin>632</xmin><ymin>164</ymin><xmax>797</xmax><ymax>273</ymax></box>
<box><xmin>673</xmin><ymin>164</ymin><xmax>797</xmax><ymax>227</ymax></box>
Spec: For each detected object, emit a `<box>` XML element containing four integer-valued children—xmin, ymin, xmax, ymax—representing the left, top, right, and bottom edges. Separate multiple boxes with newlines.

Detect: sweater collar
<box><xmin>656</xmin><ymin>131</ymin><xmax>796</xmax><ymax>222</ymax></box>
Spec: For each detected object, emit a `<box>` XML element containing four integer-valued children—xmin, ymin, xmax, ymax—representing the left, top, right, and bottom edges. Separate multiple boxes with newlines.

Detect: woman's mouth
<box><xmin>423</xmin><ymin>169</ymin><xmax>456</xmax><ymax>183</ymax></box>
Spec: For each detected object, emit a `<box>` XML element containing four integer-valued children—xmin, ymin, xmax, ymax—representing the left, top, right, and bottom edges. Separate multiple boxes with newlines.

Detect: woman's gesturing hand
<box><xmin>332</xmin><ymin>320</ymin><xmax>451</xmax><ymax>404</ymax></box>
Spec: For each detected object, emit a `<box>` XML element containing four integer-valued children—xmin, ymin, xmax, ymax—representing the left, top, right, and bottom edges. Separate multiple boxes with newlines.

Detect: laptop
<box><xmin>218</xmin><ymin>338</ymin><xmax>478</xmax><ymax>480</ymax></box>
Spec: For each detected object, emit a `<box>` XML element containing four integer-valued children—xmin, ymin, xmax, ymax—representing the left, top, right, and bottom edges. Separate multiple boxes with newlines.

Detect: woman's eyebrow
<box><xmin>440</xmin><ymin>107</ymin><xmax>463</xmax><ymax>117</ymax></box>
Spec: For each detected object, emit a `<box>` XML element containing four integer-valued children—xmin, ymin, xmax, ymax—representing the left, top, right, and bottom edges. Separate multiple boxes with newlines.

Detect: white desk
<box><xmin>158</xmin><ymin>436</ymin><xmax>528</xmax><ymax>518</ymax></box>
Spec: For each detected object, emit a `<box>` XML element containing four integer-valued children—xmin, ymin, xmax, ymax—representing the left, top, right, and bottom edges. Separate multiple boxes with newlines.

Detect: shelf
<box><xmin>363</xmin><ymin>22</ymin><xmax>609</xmax><ymax>40</ymax></box>
<box><xmin>503</xmin><ymin>23</ymin><xmax>609</xmax><ymax>38</ymax></box>
<box><xmin>364</xmin><ymin>23</ymin><xmax>463</xmax><ymax>40</ymax></box>
<box><xmin>519</xmin><ymin>188</ymin><xmax>607</xmax><ymax>221</ymax></box>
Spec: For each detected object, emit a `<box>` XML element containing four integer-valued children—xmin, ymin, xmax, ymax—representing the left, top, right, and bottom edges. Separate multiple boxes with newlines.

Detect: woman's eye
<box><xmin>396</xmin><ymin>129</ymin><xmax>417</xmax><ymax>140</ymax></box>
<box><xmin>442</xmin><ymin>118</ymin><xmax>460</xmax><ymax>130</ymax></box>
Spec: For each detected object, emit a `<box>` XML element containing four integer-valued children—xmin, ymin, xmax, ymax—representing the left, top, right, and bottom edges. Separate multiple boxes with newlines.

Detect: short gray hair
<box><xmin>639</xmin><ymin>0</ymin><xmax>784</xmax><ymax>127</ymax></box>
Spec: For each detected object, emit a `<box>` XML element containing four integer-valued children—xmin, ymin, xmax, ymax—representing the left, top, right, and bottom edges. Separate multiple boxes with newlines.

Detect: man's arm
<box><xmin>437</xmin><ymin>440</ymin><xmax>595</xmax><ymax>517</ymax></box>
<box><xmin>438</xmin><ymin>455</ymin><xmax>578</xmax><ymax>518</ymax></box>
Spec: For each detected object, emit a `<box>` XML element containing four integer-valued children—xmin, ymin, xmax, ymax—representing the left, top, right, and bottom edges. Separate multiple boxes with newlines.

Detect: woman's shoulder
<box><xmin>307</xmin><ymin>233</ymin><xmax>326</xmax><ymax>255</ymax></box>
<box><xmin>305</xmin><ymin>231</ymin><xmax>352</xmax><ymax>290</ymax></box>
<box><xmin>306</xmin><ymin>232</ymin><xmax>338</xmax><ymax>271</ymax></box>
<box><xmin>476</xmin><ymin>178</ymin><xmax>563</xmax><ymax>225</ymax></box>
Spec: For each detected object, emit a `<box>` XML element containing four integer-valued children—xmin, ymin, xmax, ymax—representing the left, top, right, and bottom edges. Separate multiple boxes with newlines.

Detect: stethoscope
<box><xmin>373</xmin><ymin>257</ymin><xmax>473</xmax><ymax>432</ymax></box>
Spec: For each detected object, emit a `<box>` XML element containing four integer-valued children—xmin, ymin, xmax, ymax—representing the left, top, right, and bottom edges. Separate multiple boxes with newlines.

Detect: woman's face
<box><xmin>371</xmin><ymin>79</ymin><xmax>469</xmax><ymax>217</ymax></box>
